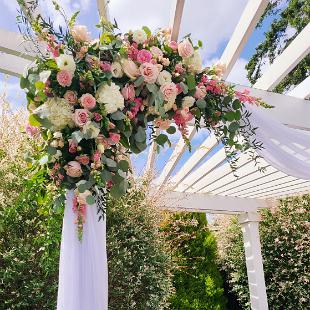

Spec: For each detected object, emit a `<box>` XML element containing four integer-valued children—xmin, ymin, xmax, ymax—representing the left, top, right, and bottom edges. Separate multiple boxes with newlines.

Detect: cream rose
<box><xmin>65</xmin><ymin>161</ymin><xmax>83</xmax><ymax>178</ymax></box>
<box><xmin>71</xmin><ymin>25</ymin><xmax>91</xmax><ymax>42</ymax></box>
<box><xmin>111</xmin><ymin>62</ymin><xmax>123</xmax><ymax>78</ymax></box>
<box><xmin>157</xmin><ymin>70</ymin><xmax>172</xmax><ymax>85</ymax></box>
<box><xmin>160</xmin><ymin>82</ymin><xmax>177</xmax><ymax>103</ymax></box>
<box><xmin>178</xmin><ymin>39</ymin><xmax>194</xmax><ymax>58</ymax></box>
<box><xmin>139</xmin><ymin>63</ymin><xmax>159</xmax><ymax>84</ymax></box>
<box><xmin>132</xmin><ymin>29</ymin><xmax>147</xmax><ymax>44</ymax></box>
<box><xmin>183</xmin><ymin>50</ymin><xmax>202</xmax><ymax>73</ymax></box>
<box><xmin>122</xmin><ymin>59</ymin><xmax>140</xmax><ymax>79</ymax></box>
<box><xmin>182</xmin><ymin>96</ymin><xmax>195</xmax><ymax>109</ymax></box>
<box><xmin>82</xmin><ymin>122</ymin><xmax>100</xmax><ymax>139</ymax></box>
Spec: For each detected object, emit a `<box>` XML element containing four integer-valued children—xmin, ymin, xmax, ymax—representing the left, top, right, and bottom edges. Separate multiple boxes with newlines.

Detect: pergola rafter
<box><xmin>0</xmin><ymin>1</ymin><xmax>309</xmax><ymax>309</ymax></box>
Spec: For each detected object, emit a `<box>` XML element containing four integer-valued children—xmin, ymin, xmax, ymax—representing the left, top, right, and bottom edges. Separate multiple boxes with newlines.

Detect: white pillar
<box><xmin>238</xmin><ymin>211</ymin><xmax>268</xmax><ymax>310</ymax></box>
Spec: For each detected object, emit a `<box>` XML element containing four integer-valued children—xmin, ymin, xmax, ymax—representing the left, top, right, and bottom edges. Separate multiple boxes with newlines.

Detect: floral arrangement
<box><xmin>19</xmin><ymin>4</ymin><xmax>265</xmax><ymax>239</ymax></box>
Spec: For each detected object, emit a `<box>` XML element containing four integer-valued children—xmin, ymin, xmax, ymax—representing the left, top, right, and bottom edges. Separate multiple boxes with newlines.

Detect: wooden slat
<box><xmin>170</xmin><ymin>0</ymin><xmax>186</xmax><ymax>41</ymax></box>
<box><xmin>254</xmin><ymin>23</ymin><xmax>310</xmax><ymax>91</ymax></box>
<box><xmin>0</xmin><ymin>53</ymin><xmax>32</xmax><ymax>77</ymax></box>
<box><xmin>287</xmin><ymin>76</ymin><xmax>310</xmax><ymax>99</ymax></box>
<box><xmin>145</xmin><ymin>128</ymin><xmax>160</xmax><ymax>173</ymax></box>
<box><xmin>96</xmin><ymin>0</ymin><xmax>110</xmax><ymax>19</ymax></box>
<box><xmin>221</xmin><ymin>0</ymin><xmax>269</xmax><ymax>79</ymax></box>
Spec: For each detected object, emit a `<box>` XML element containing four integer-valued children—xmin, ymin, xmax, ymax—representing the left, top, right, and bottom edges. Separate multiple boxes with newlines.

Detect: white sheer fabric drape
<box><xmin>248</xmin><ymin>105</ymin><xmax>310</xmax><ymax>180</ymax></box>
<box><xmin>57</xmin><ymin>190</ymin><xmax>108</xmax><ymax>310</ymax></box>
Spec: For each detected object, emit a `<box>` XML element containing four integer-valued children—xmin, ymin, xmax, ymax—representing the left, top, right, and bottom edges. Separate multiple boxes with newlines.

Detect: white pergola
<box><xmin>1</xmin><ymin>1</ymin><xmax>309</xmax><ymax>309</ymax></box>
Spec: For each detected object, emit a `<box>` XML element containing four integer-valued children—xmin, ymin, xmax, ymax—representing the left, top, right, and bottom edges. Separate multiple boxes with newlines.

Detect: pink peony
<box><xmin>25</xmin><ymin>124</ymin><xmax>39</xmax><ymax>137</ymax></box>
<box><xmin>193</xmin><ymin>85</ymin><xmax>207</xmax><ymax>99</ymax></box>
<box><xmin>178</xmin><ymin>39</ymin><xmax>194</xmax><ymax>58</ymax></box>
<box><xmin>64</xmin><ymin>90</ymin><xmax>78</xmax><ymax>105</ymax></box>
<box><xmin>76</xmin><ymin>155</ymin><xmax>90</xmax><ymax>165</ymax></box>
<box><xmin>100</xmin><ymin>61</ymin><xmax>112</xmax><ymax>72</ymax></box>
<box><xmin>109</xmin><ymin>132</ymin><xmax>121</xmax><ymax>144</ymax></box>
<box><xmin>139</xmin><ymin>63</ymin><xmax>159</xmax><ymax>84</ymax></box>
<box><xmin>80</xmin><ymin>93</ymin><xmax>96</xmax><ymax>110</ymax></box>
<box><xmin>122</xmin><ymin>59</ymin><xmax>140</xmax><ymax>79</ymax></box>
<box><xmin>121</xmin><ymin>84</ymin><xmax>135</xmax><ymax>101</ymax></box>
<box><xmin>68</xmin><ymin>139</ymin><xmax>78</xmax><ymax>153</ymax></box>
<box><xmin>57</xmin><ymin>70</ymin><xmax>73</xmax><ymax>87</ymax></box>
<box><xmin>65</xmin><ymin>161</ymin><xmax>83</xmax><ymax>177</ymax></box>
<box><xmin>160</xmin><ymin>82</ymin><xmax>177</xmax><ymax>103</ymax></box>
<box><xmin>150</xmin><ymin>46</ymin><xmax>163</xmax><ymax>58</ymax></box>
<box><xmin>71</xmin><ymin>25</ymin><xmax>90</xmax><ymax>42</ymax></box>
<box><xmin>136</xmin><ymin>49</ymin><xmax>152</xmax><ymax>63</ymax></box>
<box><xmin>74</xmin><ymin>109</ymin><xmax>89</xmax><ymax>127</ymax></box>
<box><xmin>168</xmin><ymin>40</ymin><xmax>178</xmax><ymax>50</ymax></box>
<box><xmin>93</xmin><ymin>112</ymin><xmax>102</xmax><ymax>122</ymax></box>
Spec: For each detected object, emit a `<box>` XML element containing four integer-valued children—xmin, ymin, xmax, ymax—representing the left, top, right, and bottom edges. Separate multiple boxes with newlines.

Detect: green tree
<box><xmin>246</xmin><ymin>0</ymin><xmax>310</xmax><ymax>93</ymax></box>
<box><xmin>163</xmin><ymin>212</ymin><xmax>227</xmax><ymax>310</ymax></box>
<box><xmin>217</xmin><ymin>195</ymin><xmax>310</xmax><ymax>310</ymax></box>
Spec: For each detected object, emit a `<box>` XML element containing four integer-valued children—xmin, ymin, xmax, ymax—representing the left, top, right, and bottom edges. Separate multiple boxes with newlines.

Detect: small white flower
<box><xmin>132</xmin><ymin>29</ymin><xmax>147</xmax><ymax>44</ymax></box>
<box><xmin>51</xmin><ymin>150</ymin><xmax>62</xmax><ymax>162</ymax></box>
<box><xmin>111</xmin><ymin>62</ymin><xmax>123</xmax><ymax>78</ymax></box>
<box><xmin>156</xmin><ymin>70</ymin><xmax>172</xmax><ymax>85</ymax></box>
<box><xmin>56</xmin><ymin>54</ymin><xmax>76</xmax><ymax>74</ymax></box>
<box><xmin>96</xmin><ymin>82</ymin><xmax>125</xmax><ymax>114</ymax></box>
<box><xmin>82</xmin><ymin>122</ymin><xmax>100</xmax><ymax>139</ymax></box>
<box><xmin>183</xmin><ymin>50</ymin><xmax>202</xmax><ymax>73</ymax></box>
<box><xmin>39</xmin><ymin>70</ymin><xmax>51</xmax><ymax>83</ymax></box>
<box><xmin>53</xmin><ymin>132</ymin><xmax>63</xmax><ymax>139</ymax></box>
<box><xmin>182</xmin><ymin>96</ymin><xmax>195</xmax><ymax>109</ymax></box>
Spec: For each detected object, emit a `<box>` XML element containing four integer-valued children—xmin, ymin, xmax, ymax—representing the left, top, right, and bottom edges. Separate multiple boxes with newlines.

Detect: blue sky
<box><xmin>0</xmin><ymin>0</ymin><xmax>281</xmax><ymax>176</ymax></box>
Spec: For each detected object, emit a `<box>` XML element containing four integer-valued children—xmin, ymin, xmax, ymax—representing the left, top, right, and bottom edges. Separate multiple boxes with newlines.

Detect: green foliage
<box><xmin>107</xmin><ymin>184</ymin><xmax>173</xmax><ymax>310</ymax></box>
<box><xmin>246</xmin><ymin>0</ymin><xmax>310</xmax><ymax>93</ymax></box>
<box><xmin>217</xmin><ymin>195</ymin><xmax>310</xmax><ymax>310</ymax></box>
<box><xmin>163</xmin><ymin>213</ymin><xmax>227</xmax><ymax>310</ymax></box>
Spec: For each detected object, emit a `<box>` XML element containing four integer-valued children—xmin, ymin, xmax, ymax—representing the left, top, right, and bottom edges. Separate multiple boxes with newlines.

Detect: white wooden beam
<box><xmin>287</xmin><ymin>76</ymin><xmax>310</xmax><ymax>99</ymax></box>
<box><xmin>221</xmin><ymin>0</ymin><xmax>269</xmax><ymax>79</ymax></box>
<box><xmin>170</xmin><ymin>0</ymin><xmax>186</xmax><ymax>42</ymax></box>
<box><xmin>254</xmin><ymin>22</ymin><xmax>310</xmax><ymax>91</ymax></box>
<box><xmin>145</xmin><ymin>128</ymin><xmax>160</xmax><ymax>174</ymax></box>
<box><xmin>0</xmin><ymin>53</ymin><xmax>32</xmax><ymax>77</ymax></box>
<box><xmin>96</xmin><ymin>0</ymin><xmax>110</xmax><ymax>20</ymax></box>
<box><xmin>158</xmin><ymin>191</ymin><xmax>267</xmax><ymax>213</ymax></box>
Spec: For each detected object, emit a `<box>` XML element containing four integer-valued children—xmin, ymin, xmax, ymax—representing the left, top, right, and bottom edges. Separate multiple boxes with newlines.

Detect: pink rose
<box><xmin>93</xmin><ymin>149</ymin><xmax>101</xmax><ymax>162</ymax></box>
<box><xmin>65</xmin><ymin>161</ymin><xmax>83</xmax><ymax>177</ymax></box>
<box><xmin>150</xmin><ymin>46</ymin><xmax>163</xmax><ymax>58</ymax></box>
<box><xmin>25</xmin><ymin>124</ymin><xmax>39</xmax><ymax>137</ymax></box>
<box><xmin>154</xmin><ymin>118</ymin><xmax>171</xmax><ymax>130</ymax></box>
<box><xmin>100</xmin><ymin>61</ymin><xmax>111</xmax><ymax>72</ymax></box>
<box><xmin>109</xmin><ymin>132</ymin><xmax>121</xmax><ymax>144</ymax></box>
<box><xmin>121</xmin><ymin>84</ymin><xmax>135</xmax><ymax>101</ymax></box>
<box><xmin>57</xmin><ymin>70</ymin><xmax>72</xmax><ymax>87</ymax></box>
<box><xmin>127</xmin><ymin>43</ymin><xmax>139</xmax><ymax>61</ymax></box>
<box><xmin>178</xmin><ymin>39</ymin><xmax>194</xmax><ymax>58</ymax></box>
<box><xmin>173</xmin><ymin>107</ymin><xmax>194</xmax><ymax>126</ymax></box>
<box><xmin>136</xmin><ymin>49</ymin><xmax>152</xmax><ymax>63</ymax></box>
<box><xmin>71</xmin><ymin>25</ymin><xmax>90</xmax><ymax>42</ymax></box>
<box><xmin>93</xmin><ymin>112</ymin><xmax>102</xmax><ymax>122</ymax></box>
<box><xmin>74</xmin><ymin>109</ymin><xmax>89</xmax><ymax>127</ymax></box>
<box><xmin>168</xmin><ymin>40</ymin><xmax>178</xmax><ymax>50</ymax></box>
<box><xmin>64</xmin><ymin>90</ymin><xmax>78</xmax><ymax>105</ymax></box>
<box><xmin>193</xmin><ymin>86</ymin><xmax>207</xmax><ymax>99</ymax></box>
<box><xmin>175</xmin><ymin>63</ymin><xmax>184</xmax><ymax>74</ymax></box>
<box><xmin>139</xmin><ymin>63</ymin><xmax>159</xmax><ymax>84</ymax></box>
<box><xmin>176</xmin><ymin>83</ymin><xmax>183</xmax><ymax>95</ymax></box>
<box><xmin>108</xmin><ymin>122</ymin><xmax>116</xmax><ymax>130</ymax></box>
<box><xmin>122</xmin><ymin>59</ymin><xmax>140</xmax><ymax>79</ymax></box>
<box><xmin>76</xmin><ymin>155</ymin><xmax>90</xmax><ymax>165</ymax></box>
<box><xmin>68</xmin><ymin>139</ymin><xmax>78</xmax><ymax>153</ymax></box>
<box><xmin>160</xmin><ymin>82</ymin><xmax>177</xmax><ymax>102</ymax></box>
<box><xmin>80</xmin><ymin>93</ymin><xmax>96</xmax><ymax>110</ymax></box>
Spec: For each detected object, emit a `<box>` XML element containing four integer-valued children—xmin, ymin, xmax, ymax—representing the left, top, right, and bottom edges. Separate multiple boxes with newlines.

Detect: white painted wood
<box><xmin>96</xmin><ymin>0</ymin><xmax>110</xmax><ymax>20</ymax></box>
<box><xmin>170</xmin><ymin>0</ymin><xmax>186</xmax><ymax>41</ymax></box>
<box><xmin>287</xmin><ymin>76</ymin><xmax>310</xmax><ymax>99</ymax></box>
<box><xmin>169</xmin><ymin>133</ymin><xmax>218</xmax><ymax>186</ymax></box>
<box><xmin>145</xmin><ymin>127</ymin><xmax>160</xmax><ymax>174</ymax></box>
<box><xmin>158</xmin><ymin>191</ymin><xmax>267</xmax><ymax>213</ymax></box>
<box><xmin>238</xmin><ymin>212</ymin><xmax>269</xmax><ymax>310</ymax></box>
<box><xmin>254</xmin><ymin>23</ymin><xmax>310</xmax><ymax>91</ymax></box>
<box><xmin>221</xmin><ymin>0</ymin><xmax>269</xmax><ymax>79</ymax></box>
<box><xmin>0</xmin><ymin>52</ymin><xmax>32</xmax><ymax>77</ymax></box>
<box><xmin>156</xmin><ymin>126</ymin><xmax>196</xmax><ymax>186</ymax></box>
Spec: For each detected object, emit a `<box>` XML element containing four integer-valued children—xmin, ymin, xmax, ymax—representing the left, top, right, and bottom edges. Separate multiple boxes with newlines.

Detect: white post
<box><xmin>238</xmin><ymin>211</ymin><xmax>268</xmax><ymax>310</ymax></box>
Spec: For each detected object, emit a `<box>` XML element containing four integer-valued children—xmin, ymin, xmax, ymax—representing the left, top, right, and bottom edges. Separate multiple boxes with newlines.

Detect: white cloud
<box><xmin>226</xmin><ymin>58</ymin><xmax>250</xmax><ymax>86</ymax></box>
<box><xmin>2</xmin><ymin>0</ymin><xmax>19</xmax><ymax>14</ymax></box>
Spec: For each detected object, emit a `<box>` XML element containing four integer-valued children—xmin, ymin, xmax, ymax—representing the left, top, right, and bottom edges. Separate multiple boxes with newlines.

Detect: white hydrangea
<box><xmin>132</xmin><ymin>29</ymin><xmax>147</xmax><ymax>44</ymax></box>
<box><xmin>111</xmin><ymin>62</ymin><xmax>123</xmax><ymax>78</ymax></box>
<box><xmin>156</xmin><ymin>70</ymin><xmax>172</xmax><ymax>85</ymax></box>
<box><xmin>56</xmin><ymin>54</ymin><xmax>76</xmax><ymax>73</ymax></box>
<box><xmin>34</xmin><ymin>97</ymin><xmax>74</xmax><ymax>131</ymax></box>
<box><xmin>183</xmin><ymin>50</ymin><xmax>202</xmax><ymax>73</ymax></box>
<box><xmin>96</xmin><ymin>82</ymin><xmax>125</xmax><ymax>114</ymax></box>
<box><xmin>182</xmin><ymin>96</ymin><xmax>195</xmax><ymax>109</ymax></box>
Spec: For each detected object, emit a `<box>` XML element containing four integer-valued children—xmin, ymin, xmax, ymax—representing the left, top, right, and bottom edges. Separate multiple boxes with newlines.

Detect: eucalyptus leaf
<box><xmin>186</xmin><ymin>75</ymin><xmax>196</xmax><ymax>90</ymax></box>
<box><xmin>111</xmin><ymin>110</ymin><xmax>125</xmax><ymax>120</ymax></box>
<box><xmin>86</xmin><ymin>195</ymin><xmax>96</xmax><ymax>205</ymax></box>
<box><xmin>196</xmin><ymin>99</ymin><xmax>207</xmax><ymax>109</ymax></box>
<box><xmin>135</xmin><ymin>126</ymin><xmax>146</xmax><ymax>143</ymax></box>
<box><xmin>134</xmin><ymin>76</ymin><xmax>144</xmax><ymax>87</ymax></box>
<box><xmin>166</xmin><ymin>126</ymin><xmax>176</xmax><ymax>134</ymax></box>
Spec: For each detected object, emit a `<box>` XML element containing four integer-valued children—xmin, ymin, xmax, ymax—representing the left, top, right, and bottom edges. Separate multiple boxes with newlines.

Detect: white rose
<box><xmin>96</xmin><ymin>82</ymin><xmax>125</xmax><ymax>114</ymax></box>
<box><xmin>132</xmin><ymin>29</ymin><xmax>147</xmax><ymax>44</ymax></box>
<box><xmin>82</xmin><ymin>122</ymin><xmax>100</xmax><ymax>139</ymax></box>
<box><xmin>51</xmin><ymin>150</ymin><xmax>62</xmax><ymax>163</ymax></box>
<box><xmin>111</xmin><ymin>62</ymin><xmax>123</xmax><ymax>78</ymax></box>
<box><xmin>56</xmin><ymin>54</ymin><xmax>76</xmax><ymax>74</ymax></box>
<box><xmin>53</xmin><ymin>132</ymin><xmax>63</xmax><ymax>139</ymax></box>
<box><xmin>34</xmin><ymin>97</ymin><xmax>74</xmax><ymax>131</ymax></box>
<box><xmin>164</xmin><ymin>101</ymin><xmax>175</xmax><ymax>112</ymax></box>
<box><xmin>182</xmin><ymin>96</ymin><xmax>195</xmax><ymax>109</ymax></box>
<box><xmin>183</xmin><ymin>50</ymin><xmax>202</xmax><ymax>73</ymax></box>
<box><xmin>156</xmin><ymin>70</ymin><xmax>172</xmax><ymax>85</ymax></box>
<box><xmin>39</xmin><ymin>70</ymin><xmax>51</xmax><ymax>83</ymax></box>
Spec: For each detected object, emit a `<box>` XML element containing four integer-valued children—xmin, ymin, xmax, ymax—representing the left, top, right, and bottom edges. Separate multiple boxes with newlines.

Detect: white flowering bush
<box><xmin>216</xmin><ymin>195</ymin><xmax>310</xmax><ymax>309</ymax></box>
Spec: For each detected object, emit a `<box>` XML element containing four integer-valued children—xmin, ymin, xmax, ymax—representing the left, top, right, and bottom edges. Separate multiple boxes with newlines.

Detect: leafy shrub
<box><xmin>216</xmin><ymin>195</ymin><xmax>310</xmax><ymax>310</ymax></box>
<box><xmin>163</xmin><ymin>212</ymin><xmax>227</xmax><ymax>310</ymax></box>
